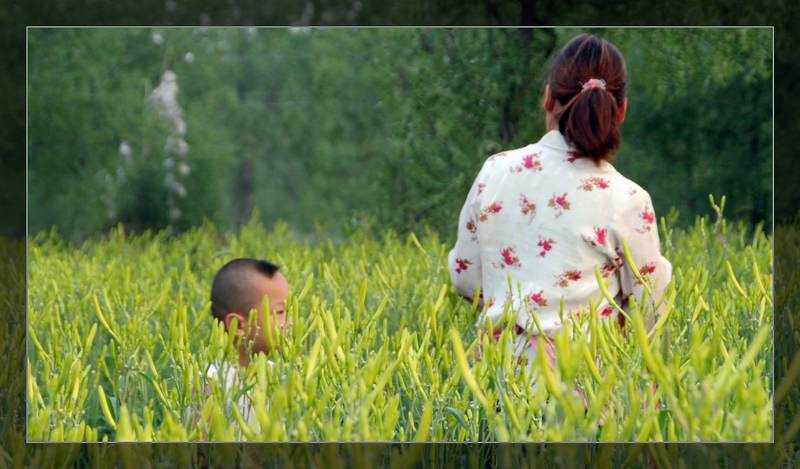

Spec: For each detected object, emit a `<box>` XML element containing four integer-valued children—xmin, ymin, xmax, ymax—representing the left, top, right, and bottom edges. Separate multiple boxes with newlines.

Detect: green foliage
<box><xmin>27</xmin><ymin>205</ymin><xmax>772</xmax><ymax>442</ymax></box>
<box><xmin>28</xmin><ymin>28</ymin><xmax>771</xmax><ymax>242</ymax></box>
<box><xmin>604</xmin><ymin>29</ymin><xmax>773</xmax><ymax>227</ymax></box>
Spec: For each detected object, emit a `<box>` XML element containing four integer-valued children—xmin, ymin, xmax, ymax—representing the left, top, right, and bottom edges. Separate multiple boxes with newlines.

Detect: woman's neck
<box><xmin>545</xmin><ymin>112</ymin><xmax>559</xmax><ymax>131</ymax></box>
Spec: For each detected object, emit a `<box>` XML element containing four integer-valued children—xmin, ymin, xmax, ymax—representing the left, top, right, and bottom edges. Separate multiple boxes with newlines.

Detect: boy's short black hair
<box><xmin>210</xmin><ymin>258</ymin><xmax>280</xmax><ymax>321</ymax></box>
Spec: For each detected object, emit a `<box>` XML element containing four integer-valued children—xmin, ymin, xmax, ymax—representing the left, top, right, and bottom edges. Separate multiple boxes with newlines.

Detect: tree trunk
<box><xmin>236</xmin><ymin>156</ymin><xmax>254</xmax><ymax>227</ymax></box>
<box><xmin>236</xmin><ymin>33</ymin><xmax>255</xmax><ymax>228</ymax></box>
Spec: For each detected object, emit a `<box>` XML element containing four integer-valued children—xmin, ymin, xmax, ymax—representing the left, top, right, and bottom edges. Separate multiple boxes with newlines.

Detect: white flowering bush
<box><xmin>100</xmin><ymin>65</ymin><xmax>193</xmax><ymax>231</ymax></box>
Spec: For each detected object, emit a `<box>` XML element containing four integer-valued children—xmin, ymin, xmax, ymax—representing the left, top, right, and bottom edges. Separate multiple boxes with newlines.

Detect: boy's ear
<box><xmin>224</xmin><ymin>312</ymin><xmax>246</xmax><ymax>336</ymax></box>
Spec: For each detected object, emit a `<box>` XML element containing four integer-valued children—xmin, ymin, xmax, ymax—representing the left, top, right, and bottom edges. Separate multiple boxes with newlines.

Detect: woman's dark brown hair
<box><xmin>546</xmin><ymin>34</ymin><xmax>627</xmax><ymax>163</ymax></box>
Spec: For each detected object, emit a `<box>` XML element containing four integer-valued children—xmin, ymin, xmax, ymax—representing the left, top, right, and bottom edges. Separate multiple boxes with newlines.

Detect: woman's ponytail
<box><xmin>546</xmin><ymin>34</ymin><xmax>627</xmax><ymax>163</ymax></box>
<box><xmin>559</xmin><ymin>84</ymin><xmax>621</xmax><ymax>161</ymax></box>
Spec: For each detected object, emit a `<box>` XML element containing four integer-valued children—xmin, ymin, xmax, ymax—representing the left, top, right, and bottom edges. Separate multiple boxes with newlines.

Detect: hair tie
<box><xmin>580</xmin><ymin>78</ymin><xmax>606</xmax><ymax>92</ymax></box>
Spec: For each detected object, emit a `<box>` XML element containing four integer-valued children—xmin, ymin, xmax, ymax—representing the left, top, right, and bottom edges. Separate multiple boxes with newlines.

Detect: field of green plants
<box><xmin>27</xmin><ymin>201</ymin><xmax>773</xmax><ymax>442</ymax></box>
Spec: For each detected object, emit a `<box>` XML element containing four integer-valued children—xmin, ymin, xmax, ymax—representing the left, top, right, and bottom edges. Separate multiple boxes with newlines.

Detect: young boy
<box><xmin>210</xmin><ymin>258</ymin><xmax>290</xmax><ymax>367</ymax></box>
<box><xmin>202</xmin><ymin>258</ymin><xmax>291</xmax><ymax>435</ymax></box>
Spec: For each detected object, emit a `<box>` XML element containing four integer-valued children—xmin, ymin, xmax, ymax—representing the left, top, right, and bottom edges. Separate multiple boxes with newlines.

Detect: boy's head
<box><xmin>210</xmin><ymin>258</ymin><xmax>290</xmax><ymax>355</ymax></box>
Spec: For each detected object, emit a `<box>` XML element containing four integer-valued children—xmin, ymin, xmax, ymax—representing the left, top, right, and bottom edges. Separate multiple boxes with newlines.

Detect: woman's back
<box><xmin>449</xmin><ymin>33</ymin><xmax>671</xmax><ymax>339</ymax></box>
<box><xmin>448</xmin><ymin>129</ymin><xmax>671</xmax><ymax>336</ymax></box>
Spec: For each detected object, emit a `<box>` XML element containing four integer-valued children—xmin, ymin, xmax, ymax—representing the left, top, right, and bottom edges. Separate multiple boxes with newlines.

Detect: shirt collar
<box><xmin>537</xmin><ymin>130</ymin><xmax>616</xmax><ymax>172</ymax></box>
<box><xmin>537</xmin><ymin>130</ymin><xmax>573</xmax><ymax>153</ymax></box>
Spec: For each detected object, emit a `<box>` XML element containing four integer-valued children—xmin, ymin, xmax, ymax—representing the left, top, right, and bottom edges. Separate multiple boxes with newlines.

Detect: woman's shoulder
<box><xmin>602</xmin><ymin>172</ymin><xmax>657</xmax><ymax>228</ymax></box>
<box><xmin>607</xmin><ymin>171</ymin><xmax>652</xmax><ymax>204</ymax></box>
<box><xmin>486</xmin><ymin>143</ymin><xmax>539</xmax><ymax>162</ymax></box>
<box><xmin>479</xmin><ymin>143</ymin><xmax>540</xmax><ymax>174</ymax></box>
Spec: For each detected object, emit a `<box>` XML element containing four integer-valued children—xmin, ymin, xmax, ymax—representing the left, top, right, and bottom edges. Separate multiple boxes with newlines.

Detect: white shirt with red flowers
<box><xmin>448</xmin><ymin>130</ymin><xmax>672</xmax><ymax>337</ymax></box>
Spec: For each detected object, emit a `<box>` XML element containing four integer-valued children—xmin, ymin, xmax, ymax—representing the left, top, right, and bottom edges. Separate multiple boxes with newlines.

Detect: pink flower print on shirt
<box><xmin>641</xmin><ymin>262</ymin><xmax>656</xmax><ymax>275</ymax></box>
<box><xmin>477</xmin><ymin>183</ymin><xmax>486</xmax><ymax>195</ymax></box>
<box><xmin>635</xmin><ymin>262</ymin><xmax>657</xmax><ymax>285</ymax></box>
<box><xmin>454</xmin><ymin>258</ymin><xmax>472</xmax><ymax>274</ymax></box>
<box><xmin>523</xmin><ymin>153</ymin><xmax>542</xmax><ymax>170</ymax></box>
<box><xmin>595</xmin><ymin>227</ymin><xmax>607</xmax><ymax>245</ymax></box>
<box><xmin>577</xmin><ymin>177</ymin><xmax>611</xmax><ymax>191</ymax></box>
<box><xmin>566</xmin><ymin>151</ymin><xmax>579</xmax><ymax>163</ymax></box>
<box><xmin>600</xmin><ymin>262</ymin><xmax>617</xmax><ymax>278</ymax></box>
<box><xmin>537</xmin><ymin>236</ymin><xmax>556</xmax><ymax>257</ymax></box>
<box><xmin>519</xmin><ymin>195</ymin><xmax>537</xmax><ymax>223</ymax></box>
<box><xmin>636</xmin><ymin>205</ymin><xmax>655</xmax><ymax>233</ymax></box>
<box><xmin>511</xmin><ymin>152</ymin><xmax>543</xmax><ymax>173</ymax></box>
<box><xmin>466</xmin><ymin>218</ymin><xmax>477</xmax><ymax>234</ymax></box>
<box><xmin>600</xmin><ymin>305</ymin><xmax>614</xmax><ymax>318</ymax></box>
<box><xmin>548</xmin><ymin>193</ymin><xmax>571</xmax><ymax>217</ymax></box>
<box><xmin>500</xmin><ymin>247</ymin><xmax>521</xmax><ymax>268</ymax></box>
<box><xmin>465</xmin><ymin>218</ymin><xmax>478</xmax><ymax>242</ymax></box>
<box><xmin>554</xmin><ymin>270</ymin><xmax>582</xmax><ymax>288</ymax></box>
<box><xmin>584</xmin><ymin>226</ymin><xmax>607</xmax><ymax>247</ymax></box>
<box><xmin>628</xmin><ymin>187</ymin><xmax>638</xmax><ymax>197</ymax></box>
<box><xmin>642</xmin><ymin>207</ymin><xmax>655</xmax><ymax>225</ymax></box>
<box><xmin>529</xmin><ymin>290</ymin><xmax>547</xmax><ymax>307</ymax></box>
<box><xmin>479</xmin><ymin>201</ymin><xmax>503</xmax><ymax>222</ymax></box>
<box><xmin>583</xmin><ymin>227</ymin><xmax>610</xmax><ymax>251</ymax></box>
<box><xmin>566</xmin><ymin>271</ymin><xmax>582</xmax><ymax>281</ymax></box>
<box><xmin>493</xmin><ymin>246</ymin><xmax>521</xmax><ymax>269</ymax></box>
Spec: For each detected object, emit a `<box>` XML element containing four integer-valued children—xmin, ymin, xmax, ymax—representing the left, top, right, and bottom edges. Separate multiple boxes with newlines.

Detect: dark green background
<box><xmin>28</xmin><ymin>28</ymin><xmax>771</xmax><ymax>242</ymax></box>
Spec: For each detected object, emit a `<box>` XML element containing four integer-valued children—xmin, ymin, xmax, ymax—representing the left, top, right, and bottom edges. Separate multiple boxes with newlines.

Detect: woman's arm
<box><xmin>611</xmin><ymin>189</ymin><xmax>673</xmax><ymax>330</ymax></box>
<box><xmin>448</xmin><ymin>168</ymin><xmax>486</xmax><ymax>303</ymax></box>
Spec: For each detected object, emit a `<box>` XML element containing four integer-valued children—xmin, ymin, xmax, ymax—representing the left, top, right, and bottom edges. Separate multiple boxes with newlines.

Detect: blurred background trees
<box><xmin>28</xmin><ymin>28</ymin><xmax>772</xmax><ymax>242</ymax></box>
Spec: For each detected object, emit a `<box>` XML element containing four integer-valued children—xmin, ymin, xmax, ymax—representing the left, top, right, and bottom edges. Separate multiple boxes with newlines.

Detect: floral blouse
<box><xmin>448</xmin><ymin>130</ymin><xmax>672</xmax><ymax>337</ymax></box>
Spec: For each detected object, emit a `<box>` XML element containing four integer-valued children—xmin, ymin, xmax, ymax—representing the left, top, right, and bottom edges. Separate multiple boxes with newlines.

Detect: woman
<box><xmin>448</xmin><ymin>33</ymin><xmax>672</xmax><ymax>372</ymax></box>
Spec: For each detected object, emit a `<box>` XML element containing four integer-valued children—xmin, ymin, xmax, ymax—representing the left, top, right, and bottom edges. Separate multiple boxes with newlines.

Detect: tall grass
<box><xmin>26</xmin><ymin>202</ymin><xmax>772</xmax><ymax>442</ymax></box>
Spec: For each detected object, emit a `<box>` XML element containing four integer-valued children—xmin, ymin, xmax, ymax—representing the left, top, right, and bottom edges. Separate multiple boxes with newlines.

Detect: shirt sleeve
<box><xmin>448</xmin><ymin>165</ymin><xmax>486</xmax><ymax>301</ymax></box>
<box><xmin>610</xmin><ymin>189</ymin><xmax>673</xmax><ymax>330</ymax></box>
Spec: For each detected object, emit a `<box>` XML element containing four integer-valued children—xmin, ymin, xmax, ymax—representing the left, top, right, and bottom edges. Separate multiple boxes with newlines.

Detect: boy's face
<box><xmin>225</xmin><ymin>271</ymin><xmax>291</xmax><ymax>355</ymax></box>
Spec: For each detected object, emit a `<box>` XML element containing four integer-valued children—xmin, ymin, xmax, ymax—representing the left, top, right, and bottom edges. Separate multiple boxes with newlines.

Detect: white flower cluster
<box><xmin>149</xmin><ymin>71</ymin><xmax>187</xmax><ymax>137</ymax></box>
<box><xmin>100</xmin><ymin>139</ymin><xmax>134</xmax><ymax>219</ymax></box>
<box><xmin>149</xmin><ymin>69</ymin><xmax>190</xmax><ymax>222</ymax></box>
